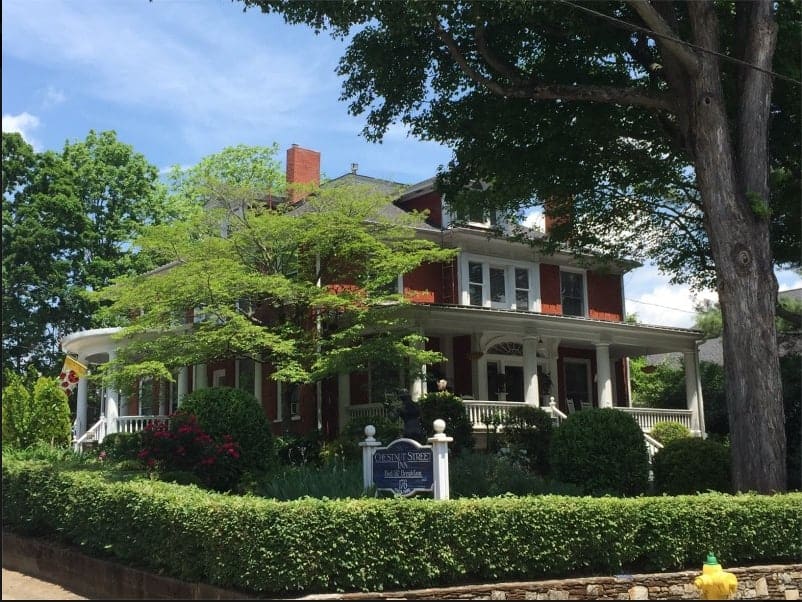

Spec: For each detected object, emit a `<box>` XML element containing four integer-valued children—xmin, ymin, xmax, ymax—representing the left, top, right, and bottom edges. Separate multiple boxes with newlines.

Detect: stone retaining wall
<box><xmin>3</xmin><ymin>531</ymin><xmax>801</xmax><ymax>600</ymax></box>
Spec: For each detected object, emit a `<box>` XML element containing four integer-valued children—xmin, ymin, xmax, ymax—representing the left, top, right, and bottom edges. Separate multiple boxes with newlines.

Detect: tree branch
<box><xmin>433</xmin><ymin>17</ymin><xmax>674</xmax><ymax>112</ymax></box>
<box><xmin>627</xmin><ymin>0</ymin><xmax>700</xmax><ymax>75</ymax></box>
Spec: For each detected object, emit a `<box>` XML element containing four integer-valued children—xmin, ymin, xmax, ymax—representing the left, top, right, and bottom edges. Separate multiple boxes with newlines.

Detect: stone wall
<box><xmin>2</xmin><ymin>531</ymin><xmax>800</xmax><ymax>600</ymax></box>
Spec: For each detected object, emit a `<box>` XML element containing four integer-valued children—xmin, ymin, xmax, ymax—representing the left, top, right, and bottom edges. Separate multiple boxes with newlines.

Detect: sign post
<box><xmin>359</xmin><ymin>425</ymin><xmax>382</xmax><ymax>491</ymax></box>
<box><xmin>362</xmin><ymin>420</ymin><xmax>452</xmax><ymax>500</ymax></box>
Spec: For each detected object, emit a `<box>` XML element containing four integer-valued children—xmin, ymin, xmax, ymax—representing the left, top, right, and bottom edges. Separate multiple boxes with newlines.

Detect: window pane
<box><xmin>469</xmin><ymin>283</ymin><xmax>483</xmax><ymax>306</ymax></box>
<box><xmin>515</xmin><ymin>268</ymin><xmax>529</xmax><ymax>289</ymax></box>
<box><xmin>490</xmin><ymin>267</ymin><xmax>506</xmax><ymax>302</ymax></box>
<box><xmin>561</xmin><ymin>271</ymin><xmax>584</xmax><ymax>316</ymax></box>
<box><xmin>469</xmin><ymin>262</ymin><xmax>483</xmax><ymax>284</ymax></box>
<box><xmin>516</xmin><ymin>289</ymin><xmax>529</xmax><ymax>309</ymax></box>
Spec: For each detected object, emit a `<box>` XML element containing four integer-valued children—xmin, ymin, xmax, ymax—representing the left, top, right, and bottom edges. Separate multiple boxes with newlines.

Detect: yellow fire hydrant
<box><xmin>694</xmin><ymin>553</ymin><xmax>738</xmax><ymax>600</ymax></box>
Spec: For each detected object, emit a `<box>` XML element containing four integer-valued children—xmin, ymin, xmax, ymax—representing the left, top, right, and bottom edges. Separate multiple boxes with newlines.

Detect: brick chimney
<box><xmin>543</xmin><ymin>197</ymin><xmax>572</xmax><ymax>236</ymax></box>
<box><xmin>286</xmin><ymin>144</ymin><xmax>320</xmax><ymax>202</ymax></box>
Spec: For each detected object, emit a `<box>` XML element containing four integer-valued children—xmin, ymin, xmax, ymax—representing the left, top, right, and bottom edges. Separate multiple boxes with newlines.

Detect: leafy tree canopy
<box><xmin>95</xmin><ymin>144</ymin><xmax>456</xmax><ymax>390</ymax></box>
<box><xmin>243</xmin><ymin>0</ymin><xmax>800</xmax><ymax>290</ymax></box>
<box><xmin>2</xmin><ymin>131</ymin><xmax>177</xmax><ymax>375</ymax></box>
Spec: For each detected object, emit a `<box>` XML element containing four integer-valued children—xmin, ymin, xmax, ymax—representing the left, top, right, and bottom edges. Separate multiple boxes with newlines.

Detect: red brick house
<box><xmin>64</xmin><ymin>145</ymin><xmax>705</xmax><ymax>449</ymax></box>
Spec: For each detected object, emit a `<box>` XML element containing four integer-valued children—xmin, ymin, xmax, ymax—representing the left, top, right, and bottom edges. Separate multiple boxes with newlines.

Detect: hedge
<box><xmin>3</xmin><ymin>457</ymin><xmax>801</xmax><ymax>596</ymax></box>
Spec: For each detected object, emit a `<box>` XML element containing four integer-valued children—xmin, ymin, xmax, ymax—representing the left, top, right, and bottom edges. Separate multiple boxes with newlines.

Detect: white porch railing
<box><xmin>614</xmin><ymin>407</ymin><xmax>693</xmax><ymax>433</ymax></box>
<box><xmin>116</xmin><ymin>415</ymin><xmax>170</xmax><ymax>435</ymax></box>
<box><xmin>73</xmin><ymin>416</ymin><xmax>106</xmax><ymax>452</ymax></box>
<box><xmin>642</xmin><ymin>432</ymin><xmax>665</xmax><ymax>463</ymax></box>
<box><xmin>346</xmin><ymin>403</ymin><xmax>390</xmax><ymax>422</ymax></box>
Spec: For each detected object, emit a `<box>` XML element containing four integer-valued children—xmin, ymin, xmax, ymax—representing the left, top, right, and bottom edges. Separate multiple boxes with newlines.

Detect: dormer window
<box><xmin>560</xmin><ymin>270</ymin><xmax>587</xmax><ymax>317</ymax></box>
<box><xmin>456</xmin><ymin>207</ymin><xmax>498</xmax><ymax>228</ymax></box>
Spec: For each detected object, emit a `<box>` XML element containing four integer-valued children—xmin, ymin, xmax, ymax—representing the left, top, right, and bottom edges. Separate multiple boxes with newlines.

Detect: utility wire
<box><xmin>558</xmin><ymin>0</ymin><xmax>802</xmax><ymax>86</ymax></box>
<box><xmin>625</xmin><ymin>297</ymin><xmax>699</xmax><ymax>314</ymax></box>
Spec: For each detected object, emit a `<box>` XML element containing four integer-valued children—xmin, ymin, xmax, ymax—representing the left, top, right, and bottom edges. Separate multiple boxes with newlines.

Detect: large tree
<box><xmin>245</xmin><ymin>0</ymin><xmax>800</xmax><ymax>492</ymax></box>
<box><xmin>95</xmin><ymin>145</ymin><xmax>455</xmax><ymax>405</ymax></box>
<box><xmin>2</xmin><ymin>131</ymin><xmax>175</xmax><ymax>375</ymax></box>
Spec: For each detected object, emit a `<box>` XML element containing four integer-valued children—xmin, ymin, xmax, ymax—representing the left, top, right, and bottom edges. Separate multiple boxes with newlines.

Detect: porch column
<box><xmin>522</xmin><ymin>335</ymin><xmax>540</xmax><ymax>406</ymax></box>
<box><xmin>338</xmin><ymin>373</ymin><xmax>351</xmax><ymax>433</ymax></box>
<box><xmin>684</xmin><ymin>349</ymin><xmax>704</xmax><ymax>435</ymax></box>
<box><xmin>194</xmin><ymin>363</ymin><xmax>208</xmax><ymax>390</ymax></box>
<box><xmin>547</xmin><ymin>338</ymin><xmax>560</xmax><ymax>403</ymax></box>
<box><xmin>158</xmin><ymin>379</ymin><xmax>168</xmax><ymax>415</ymax></box>
<box><xmin>409</xmin><ymin>332</ymin><xmax>427</xmax><ymax>402</ymax></box>
<box><xmin>106</xmin><ymin>350</ymin><xmax>119</xmax><ymax>434</ymax></box>
<box><xmin>595</xmin><ymin>343</ymin><xmax>613</xmax><ymax>408</ymax></box>
<box><xmin>176</xmin><ymin>366</ymin><xmax>188</xmax><ymax>407</ymax></box>
<box><xmin>76</xmin><ymin>359</ymin><xmax>89</xmax><ymax>437</ymax></box>
<box><xmin>253</xmin><ymin>361</ymin><xmax>263</xmax><ymax>405</ymax></box>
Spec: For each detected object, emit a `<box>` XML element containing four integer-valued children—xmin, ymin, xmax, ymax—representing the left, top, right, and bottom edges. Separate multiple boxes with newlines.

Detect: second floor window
<box><xmin>462</xmin><ymin>254</ymin><xmax>538</xmax><ymax>311</ymax></box>
<box><xmin>560</xmin><ymin>270</ymin><xmax>586</xmax><ymax>317</ymax></box>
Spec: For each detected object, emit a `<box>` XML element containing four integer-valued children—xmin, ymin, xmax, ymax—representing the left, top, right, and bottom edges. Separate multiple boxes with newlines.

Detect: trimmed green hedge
<box><xmin>3</xmin><ymin>457</ymin><xmax>801</xmax><ymax>596</ymax></box>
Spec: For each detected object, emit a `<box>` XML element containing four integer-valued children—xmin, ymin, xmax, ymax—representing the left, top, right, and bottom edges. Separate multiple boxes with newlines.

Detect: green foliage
<box><xmin>2</xmin><ymin>370</ymin><xmax>33</xmax><ymax>448</ymax></box>
<box><xmin>499</xmin><ymin>405</ymin><xmax>553</xmax><ymax>475</ymax></box>
<box><xmin>179</xmin><ymin>387</ymin><xmax>274</xmax><ymax>471</ymax></box>
<box><xmin>2</xmin><ymin>370</ymin><xmax>71</xmax><ymax>448</ymax></box>
<box><xmin>694</xmin><ymin>299</ymin><xmax>724</xmax><ymax>339</ymax></box>
<box><xmin>245</xmin><ymin>462</ymin><xmax>366</xmax><ymax>500</ymax></box>
<box><xmin>322</xmin><ymin>414</ymin><xmax>403</xmax><ymax>464</ymax></box>
<box><xmin>450</xmin><ymin>451</ymin><xmax>575</xmax><ymax>498</ymax></box>
<box><xmin>650</xmin><ymin>421</ymin><xmax>692</xmax><ymax>446</ymax></box>
<box><xmin>2</xmin><ymin>130</ymin><xmax>174</xmax><ymax>374</ymax></box>
<box><xmin>550</xmin><ymin>408</ymin><xmax>649</xmax><ymax>496</ymax></box>
<box><xmin>417</xmin><ymin>391</ymin><xmax>474</xmax><ymax>455</ymax></box>
<box><xmin>95</xmin><ymin>145</ymin><xmax>455</xmax><ymax>390</ymax></box>
<box><xmin>98</xmin><ymin>432</ymin><xmax>144</xmax><ymax>463</ymax></box>
<box><xmin>629</xmin><ymin>356</ymin><xmax>685</xmax><ymax>409</ymax></box>
<box><xmin>30</xmin><ymin>377</ymin><xmax>73</xmax><ymax>447</ymax></box>
<box><xmin>4</xmin><ymin>453</ymin><xmax>802</xmax><ymax>594</ymax></box>
<box><xmin>653</xmin><ymin>438</ymin><xmax>732</xmax><ymax>495</ymax></box>
<box><xmin>275</xmin><ymin>430</ymin><xmax>323</xmax><ymax>467</ymax></box>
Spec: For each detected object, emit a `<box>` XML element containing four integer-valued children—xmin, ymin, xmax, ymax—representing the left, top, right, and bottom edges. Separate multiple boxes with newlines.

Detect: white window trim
<box><xmin>212</xmin><ymin>369</ymin><xmax>226</xmax><ymax>388</ymax></box>
<box><xmin>559</xmin><ymin>267</ymin><xmax>589</xmax><ymax>318</ymax></box>
<box><xmin>459</xmin><ymin>252</ymin><xmax>541</xmax><ymax>312</ymax></box>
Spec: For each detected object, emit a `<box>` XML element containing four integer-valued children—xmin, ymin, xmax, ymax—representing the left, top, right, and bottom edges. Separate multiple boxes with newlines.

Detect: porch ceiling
<box><xmin>405</xmin><ymin>304</ymin><xmax>703</xmax><ymax>358</ymax></box>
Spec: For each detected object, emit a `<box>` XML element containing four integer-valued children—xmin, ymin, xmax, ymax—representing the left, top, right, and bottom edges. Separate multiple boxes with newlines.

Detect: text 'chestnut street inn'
<box><xmin>64</xmin><ymin>144</ymin><xmax>706</xmax><ymax>453</ymax></box>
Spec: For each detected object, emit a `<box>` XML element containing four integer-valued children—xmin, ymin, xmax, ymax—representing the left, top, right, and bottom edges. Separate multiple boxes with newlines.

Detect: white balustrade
<box><xmin>462</xmin><ymin>400</ymin><xmax>526</xmax><ymax>431</ymax></box>
<box><xmin>347</xmin><ymin>403</ymin><xmax>390</xmax><ymax>421</ymax></box>
<box><xmin>73</xmin><ymin>416</ymin><xmax>106</xmax><ymax>452</ymax></box>
<box><xmin>116</xmin><ymin>415</ymin><xmax>170</xmax><ymax>435</ymax></box>
<box><xmin>615</xmin><ymin>407</ymin><xmax>693</xmax><ymax>433</ymax></box>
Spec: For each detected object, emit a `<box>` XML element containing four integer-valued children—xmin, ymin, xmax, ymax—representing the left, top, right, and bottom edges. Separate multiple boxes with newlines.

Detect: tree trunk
<box><xmin>686</xmin><ymin>1</ymin><xmax>785</xmax><ymax>493</ymax></box>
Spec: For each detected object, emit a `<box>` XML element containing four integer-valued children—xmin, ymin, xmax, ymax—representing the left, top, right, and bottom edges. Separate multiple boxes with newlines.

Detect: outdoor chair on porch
<box><xmin>566</xmin><ymin>398</ymin><xmax>576</xmax><ymax>413</ymax></box>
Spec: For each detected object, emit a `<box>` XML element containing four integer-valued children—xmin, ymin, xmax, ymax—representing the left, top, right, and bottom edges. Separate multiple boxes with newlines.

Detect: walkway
<box><xmin>2</xmin><ymin>567</ymin><xmax>88</xmax><ymax>600</ymax></box>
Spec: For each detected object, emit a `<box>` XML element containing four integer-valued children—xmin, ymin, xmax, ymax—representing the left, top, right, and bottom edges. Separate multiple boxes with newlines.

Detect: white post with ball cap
<box><xmin>359</xmin><ymin>425</ymin><xmax>382</xmax><ymax>491</ymax></box>
<box><xmin>427</xmin><ymin>419</ymin><xmax>453</xmax><ymax>500</ymax></box>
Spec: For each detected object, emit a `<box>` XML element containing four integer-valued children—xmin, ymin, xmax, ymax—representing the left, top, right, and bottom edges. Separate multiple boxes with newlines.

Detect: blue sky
<box><xmin>3</xmin><ymin>0</ymin><xmax>799</xmax><ymax>328</ymax></box>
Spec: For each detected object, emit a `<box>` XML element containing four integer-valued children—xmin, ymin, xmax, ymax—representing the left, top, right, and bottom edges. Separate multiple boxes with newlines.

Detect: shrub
<box><xmin>180</xmin><ymin>387</ymin><xmax>274</xmax><ymax>470</ymax></box>
<box><xmin>500</xmin><ymin>405</ymin><xmax>553</xmax><ymax>475</ymax></box>
<box><xmin>98</xmin><ymin>432</ymin><xmax>143</xmax><ymax>463</ymax></box>
<box><xmin>450</xmin><ymin>450</ymin><xmax>578</xmax><ymax>497</ymax></box>
<box><xmin>324</xmin><ymin>414</ymin><xmax>403</xmax><ymax>463</ymax></box>
<box><xmin>653</xmin><ymin>437</ymin><xmax>731</xmax><ymax>495</ymax></box>
<box><xmin>276</xmin><ymin>431</ymin><xmax>323</xmax><ymax>467</ymax></box>
<box><xmin>139</xmin><ymin>412</ymin><xmax>243</xmax><ymax>492</ymax></box>
<box><xmin>650</xmin><ymin>421</ymin><xmax>692</xmax><ymax>445</ymax></box>
<box><xmin>418</xmin><ymin>392</ymin><xmax>474</xmax><ymax>454</ymax></box>
<box><xmin>2</xmin><ymin>370</ymin><xmax>71</xmax><ymax>448</ymax></box>
<box><xmin>4</xmin><ymin>453</ymin><xmax>801</xmax><ymax>595</ymax></box>
<box><xmin>550</xmin><ymin>408</ymin><xmax>649</xmax><ymax>496</ymax></box>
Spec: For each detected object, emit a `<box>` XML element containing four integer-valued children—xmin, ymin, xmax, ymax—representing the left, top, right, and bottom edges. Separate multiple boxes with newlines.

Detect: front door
<box><xmin>563</xmin><ymin>359</ymin><xmax>592</xmax><ymax>409</ymax></box>
<box><xmin>505</xmin><ymin>366</ymin><xmax>524</xmax><ymax>402</ymax></box>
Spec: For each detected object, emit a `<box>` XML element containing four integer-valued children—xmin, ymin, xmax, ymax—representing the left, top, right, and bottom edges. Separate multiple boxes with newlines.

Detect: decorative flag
<box><xmin>59</xmin><ymin>355</ymin><xmax>88</xmax><ymax>396</ymax></box>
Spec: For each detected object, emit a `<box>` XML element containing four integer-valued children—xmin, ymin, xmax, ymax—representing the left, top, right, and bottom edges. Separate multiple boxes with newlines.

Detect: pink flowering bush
<box><xmin>139</xmin><ymin>411</ymin><xmax>242</xmax><ymax>492</ymax></box>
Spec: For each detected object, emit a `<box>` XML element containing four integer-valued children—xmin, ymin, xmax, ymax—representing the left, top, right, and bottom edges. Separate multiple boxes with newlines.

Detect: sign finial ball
<box><xmin>433</xmin><ymin>419</ymin><xmax>446</xmax><ymax>434</ymax></box>
<box><xmin>365</xmin><ymin>424</ymin><xmax>376</xmax><ymax>438</ymax></box>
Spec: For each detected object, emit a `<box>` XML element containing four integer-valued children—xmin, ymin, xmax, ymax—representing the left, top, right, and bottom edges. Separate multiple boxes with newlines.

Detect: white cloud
<box><xmin>624</xmin><ymin>262</ymin><xmax>717</xmax><ymax>329</ymax></box>
<box><xmin>1</xmin><ymin>1</ymin><xmax>344</xmax><ymax>152</ymax></box>
<box><xmin>2</xmin><ymin>111</ymin><xmax>41</xmax><ymax>147</ymax></box>
<box><xmin>41</xmin><ymin>86</ymin><xmax>66</xmax><ymax>107</ymax></box>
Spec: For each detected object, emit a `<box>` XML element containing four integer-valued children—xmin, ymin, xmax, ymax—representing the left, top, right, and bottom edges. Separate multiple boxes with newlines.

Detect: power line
<box><xmin>625</xmin><ymin>297</ymin><xmax>698</xmax><ymax>314</ymax></box>
<box><xmin>558</xmin><ymin>0</ymin><xmax>802</xmax><ymax>86</ymax></box>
